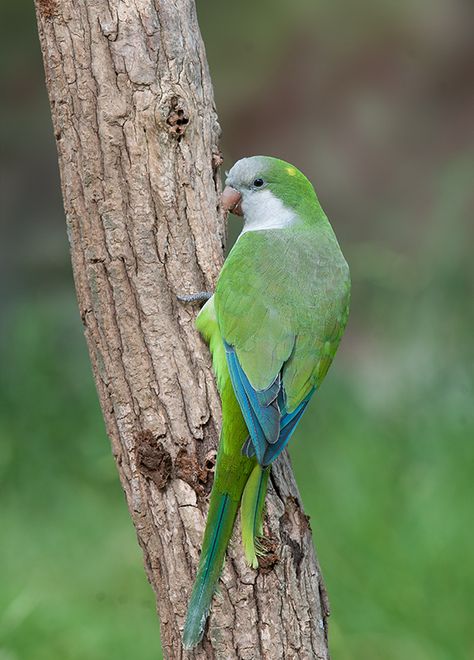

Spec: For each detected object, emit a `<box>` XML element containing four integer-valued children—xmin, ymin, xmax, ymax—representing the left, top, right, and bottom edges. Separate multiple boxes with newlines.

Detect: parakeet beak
<box><xmin>221</xmin><ymin>186</ymin><xmax>243</xmax><ymax>216</ymax></box>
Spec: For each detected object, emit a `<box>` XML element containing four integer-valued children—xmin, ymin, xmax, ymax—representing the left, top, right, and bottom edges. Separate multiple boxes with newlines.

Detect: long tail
<box><xmin>185</xmin><ymin>297</ymin><xmax>256</xmax><ymax>648</ymax></box>
<box><xmin>241</xmin><ymin>464</ymin><xmax>270</xmax><ymax>568</ymax></box>
<box><xmin>183</xmin><ymin>455</ymin><xmax>253</xmax><ymax>649</ymax></box>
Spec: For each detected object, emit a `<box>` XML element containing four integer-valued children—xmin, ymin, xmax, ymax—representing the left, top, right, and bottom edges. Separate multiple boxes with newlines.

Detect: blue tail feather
<box><xmin>183</xmin><ymin>492</ymin><xmax>238</xmax><ymax>649</ymax></box>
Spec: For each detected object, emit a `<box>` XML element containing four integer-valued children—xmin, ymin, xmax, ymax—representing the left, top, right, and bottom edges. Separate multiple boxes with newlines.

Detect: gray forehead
<box><xmin>226</xmin><ymin>156</ymin><xmax>267</xmax><ymax>187</ymax></box>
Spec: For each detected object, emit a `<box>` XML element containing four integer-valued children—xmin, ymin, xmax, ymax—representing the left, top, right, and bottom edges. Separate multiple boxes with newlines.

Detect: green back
<box><xmin>214</xmin><ymin>221</ymin><xmax>350</xmax><ymax>412</ymax></box>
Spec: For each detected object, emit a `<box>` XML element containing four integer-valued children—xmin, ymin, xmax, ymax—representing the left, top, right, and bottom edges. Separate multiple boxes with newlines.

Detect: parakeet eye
<box><xmin>253</xmin><ymin>178</ymin><xmax>264</xmax><ymax>188</ymax></box>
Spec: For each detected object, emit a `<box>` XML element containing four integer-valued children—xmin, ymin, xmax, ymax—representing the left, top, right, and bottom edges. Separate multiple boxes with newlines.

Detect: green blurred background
<box><xmin>1</xmin><ymin>1</ymin><xmax>473</xmax><ymax>658</ymax></box>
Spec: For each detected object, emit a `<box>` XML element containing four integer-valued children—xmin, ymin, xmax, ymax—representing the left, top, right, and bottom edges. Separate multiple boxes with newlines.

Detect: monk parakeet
<box><xmin>182</xmin><ymin>156</ymin><xmax>350</xmax><ymax>648</ymax></box>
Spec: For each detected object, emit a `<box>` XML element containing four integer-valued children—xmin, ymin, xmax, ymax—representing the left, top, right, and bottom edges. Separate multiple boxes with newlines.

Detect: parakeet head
<box><xmin>222</xmin><ymin>156</ymin><xmax>323</xmax><ymax>231</ymax></box>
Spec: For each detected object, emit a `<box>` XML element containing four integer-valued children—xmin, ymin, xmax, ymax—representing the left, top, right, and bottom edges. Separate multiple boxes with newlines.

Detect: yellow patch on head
<box><xmin>286</xmin><ymin>167</ymin><xmax>296</xmax><ymax>176</ymax></box>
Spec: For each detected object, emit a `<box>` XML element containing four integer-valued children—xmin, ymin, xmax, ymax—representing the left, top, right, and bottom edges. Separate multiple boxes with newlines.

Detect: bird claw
<box><xmin>177</xmin><ymin>291</ymin><xmax>213</xmax><ymax>304</ymax></box>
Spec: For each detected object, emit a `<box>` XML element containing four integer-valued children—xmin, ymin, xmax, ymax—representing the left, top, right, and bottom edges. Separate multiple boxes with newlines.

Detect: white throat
<box><xmin>240</xmin><ymin>189</ymin><xmax>297</xmax><ymax>234</ymax></box>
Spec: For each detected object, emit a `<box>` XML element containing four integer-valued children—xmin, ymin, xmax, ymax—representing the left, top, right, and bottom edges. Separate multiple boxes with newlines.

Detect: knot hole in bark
<box><xmin>175</xmin><ymin>449</ymin><xmax>216</xmax><ymax>497</ymax></box>
<box><xmin>166</xmin><ymin>96</ymin><xmax>189</xmax><ymax>141</ymax></box>
<box><xmin>204</xmin><ymin>449</ymin><xmax>217</xmax><ymax>471</ymax></box>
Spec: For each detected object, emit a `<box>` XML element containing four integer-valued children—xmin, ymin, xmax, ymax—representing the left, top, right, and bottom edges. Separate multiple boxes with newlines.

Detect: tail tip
<box><xmin>182</xmin><ymin>637</ymin><xmax>198</xmax><ymax>651</ymax></box>
<box><xmin>182</xmin><ymin>609</ymin><xmax>207</xmax><ymax>650</ymax></box>
<box><xmin>182</xmin><ymin>629</ymin><xmax>201</xmax><ymax>651</ymax></box>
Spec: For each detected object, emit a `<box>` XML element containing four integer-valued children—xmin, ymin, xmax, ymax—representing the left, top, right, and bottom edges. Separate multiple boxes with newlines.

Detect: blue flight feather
<box><xmin>225</xmin><ymin>343</ymin><xmax>280</xmax><ymax>464</ymax></box>
<box><xmin>256</xmin><ymin>374</ymin><xmax>281</xmax><ymax>406</ymax></box>
<box><xmin>226</xmin><ymin>342</ymin><xmax>315</xmax><ymax>466</ymax></box>
<box><xmin>225</xmin><ymin>347</ymin><xmax>268</xmax><ymax>463</ymax></box>
<box><xmin>242</xmin><ymin>436</ymin><xmax>255</xmax><ymax>458</ymax></box>
<box><xmin>262</xmin><ymin>396</ymin><xmax>311</xmax><ymax>465</ymax></box>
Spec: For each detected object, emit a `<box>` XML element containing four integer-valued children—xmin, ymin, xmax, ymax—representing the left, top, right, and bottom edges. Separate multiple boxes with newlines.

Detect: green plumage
<box><xmin>241</xmin><ymin>464</ymin><xmax>270</xmax><ymax>568</ymax></box>
<box><xmin>182</xmin><ymin>156</ymin><xmax>350</xmax><ymax>648</ymax></box>
<box><xmin>215</xmin><ymin>223</ymin><xmax>349</xmax><ymax>410</ymax></box>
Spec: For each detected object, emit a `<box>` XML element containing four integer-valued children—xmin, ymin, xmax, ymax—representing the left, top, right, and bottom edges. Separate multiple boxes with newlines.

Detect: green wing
<box><xmin>215</xmin><ymin>226</ymin><xmax>350</xmax><ymax>414</ymax></box>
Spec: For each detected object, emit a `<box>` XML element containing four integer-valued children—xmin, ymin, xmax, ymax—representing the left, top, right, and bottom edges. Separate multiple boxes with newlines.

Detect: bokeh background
<box><xmin>1</xmin><ymin>1</ymin><xmax>473</xmax><ymax>658</ymax></box>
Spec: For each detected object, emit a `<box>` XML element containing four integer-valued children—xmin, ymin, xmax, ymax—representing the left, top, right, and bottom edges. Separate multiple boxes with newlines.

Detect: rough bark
<box><xmin>34</xmin><ymin>1</ymin><xmax>330</xmax><ymax>658</ymax></box>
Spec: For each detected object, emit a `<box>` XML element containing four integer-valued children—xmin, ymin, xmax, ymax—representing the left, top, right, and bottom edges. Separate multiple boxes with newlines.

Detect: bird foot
<box><xmin>177</xmin><ymin>291</ymin><xmax>213</xmax><ymax>305</ymax></box>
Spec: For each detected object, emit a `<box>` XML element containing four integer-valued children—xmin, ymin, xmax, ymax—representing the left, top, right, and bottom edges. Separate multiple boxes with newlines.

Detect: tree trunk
<box><xmin>34</xmin><ymin>1</ymin><xmax>330</xmax><ymax>658</ymax></box>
